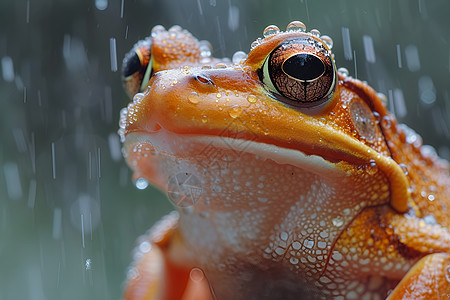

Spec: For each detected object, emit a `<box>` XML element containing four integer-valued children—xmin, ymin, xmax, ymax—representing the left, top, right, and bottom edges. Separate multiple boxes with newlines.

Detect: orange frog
<box><xmin>119</xmin><ymin>22</ymin><xmax>450</xmax><ymax>299</ymax></box>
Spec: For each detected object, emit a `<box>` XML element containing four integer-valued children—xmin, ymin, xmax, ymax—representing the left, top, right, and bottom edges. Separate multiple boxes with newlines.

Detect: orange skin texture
<box><xmin>121</xmin><ymin>25</ymin><xmax>450</xmax><ymax>299</ymax></box>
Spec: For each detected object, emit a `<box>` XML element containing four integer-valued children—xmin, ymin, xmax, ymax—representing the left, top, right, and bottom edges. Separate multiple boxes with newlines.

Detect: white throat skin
<box><xmin>124</xmin><ymin>129</ymin><xmax>391</xmax><ymax>297</ymax></box>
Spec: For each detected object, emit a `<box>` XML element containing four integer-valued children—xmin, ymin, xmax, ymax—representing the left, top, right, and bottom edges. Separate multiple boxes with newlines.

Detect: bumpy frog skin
<box><xmin>119</xmin><ymin>22</ymin><xmax>450</xmax><ymax>299</ymax></box>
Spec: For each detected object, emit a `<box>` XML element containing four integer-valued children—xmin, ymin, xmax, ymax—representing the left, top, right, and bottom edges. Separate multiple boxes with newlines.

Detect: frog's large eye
<box><xmin>260</xmin><ymin>37</ymin><xmax>336</xmax><ymax>108</ymax></box>
<box><xmin>122</xmin><ymin>38</ymin><xmax>152</xmax><ymax>99</ymax></box>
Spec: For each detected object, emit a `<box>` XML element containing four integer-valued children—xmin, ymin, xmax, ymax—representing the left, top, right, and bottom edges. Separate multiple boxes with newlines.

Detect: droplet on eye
<box><xmin>309</xmin><ymin>29</ymin><xmax>321</xmax><ymax>37</ymax></box>
<box><xmin>349</xmin><ymin>100</ymin><xmax>377</xmax><ymax>142</ymax></box>
<box><xmin>286</xmin><ymin>21</ymin><xmax>306</xmax><ymax>32</ymax></box>
<box><xmin>263</xmin><ymin>25</ymin><xmax>280</xmax><ymax>37</ymax></box>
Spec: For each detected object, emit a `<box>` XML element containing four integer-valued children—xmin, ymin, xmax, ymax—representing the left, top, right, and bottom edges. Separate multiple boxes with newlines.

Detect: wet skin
<box><xmin>119</xmin><ymin>22</ymin><xmax>450</xmax><ymax>299</ymax></box>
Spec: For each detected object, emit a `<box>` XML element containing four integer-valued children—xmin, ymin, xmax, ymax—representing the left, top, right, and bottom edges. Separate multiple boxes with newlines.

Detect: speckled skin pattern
<box><xmin>119</xmin><ymin>22</ymin><xmax>450</xmax><ymax>300</ymax></box>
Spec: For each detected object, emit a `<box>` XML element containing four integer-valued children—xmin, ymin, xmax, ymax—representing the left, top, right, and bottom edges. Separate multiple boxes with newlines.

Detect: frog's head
<box><xmin>119</xmin><ymin>22</ymin><xmax>411</xmax><ymax>287</ymax></box>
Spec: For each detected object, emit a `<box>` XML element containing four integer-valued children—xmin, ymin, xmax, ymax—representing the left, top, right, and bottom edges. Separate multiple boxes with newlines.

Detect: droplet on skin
<box><xmin>349</xmin><ymin>100</ymin><xmax>377</xmax><ymax>142</ymax></box>
<box><xmin>338</xmin><ymin>67</ymin><xmax>349</xmax><ymax>76</ymax></box>
<box><xmin>398</xmin><ymin>163</ymin><xmax>408</xmax><ymax>176</ymax></box>
<box><xmin>247</xmin><ymin>95</ymin><xmax>257</xmax><ymax>103</ymax></box>
<box><xmin>138</xmin><ymin>241</ymin><xmax>152</xmax><ymax>253</ymax></box>
<box><xmin>214</xmin><ymin>63</ymin><xmax>227</xmax><ymax>69</ymax></box>
<box><xmin>232</xmin><ymin>51</ymin><xmax>247</xmax><ymax>64</ymax></box>
<box><xmin>198</xmin><ymin>40</ymin><xmax>212</xmax><ymax>58</ymax></box>
<box><xmin>381</xmin><ymin>116</ymin><xmax>391</xmax><ymax>129</ymax></box>
<box><xmin>228</xmin><ymin>105</ymin><xmax>242</xmax><ymax>118</ymax></box>
<box><xmin>320</xmin><ymin>35</ymin><xmax>333</xmax><ymax>49</ymax></box>
<box><xmin>309</xmin><ymin>29</ymin><xmax>321</xmax><ymax>37</ymax></box>
<box><xmin>263</xmin><ymin>25</ymin><xmax>280</xmax><ymax>37</ymax></box>
<box><xmin>190</xmin><ymin>268</ymin><xmax>205</xmax><ymax>282</ymax></box>
<box><xmin>151</xmin><ymin>25</ymin><xmax>165</xmax><ymax>37</ymax></box>
<box><xmin>332</xmin><ymin>216</ymin><xmax>344</xmax><ymax>227</ymax></box>
<box><xmin>188</xmin><ymin>92</ymin><xmax>200</xmax><ymax>104</ymax></box>
<box><xmin>286</xmin><ymin>21</ymin><xmax>306</xmax><ymax>32</ymax></box>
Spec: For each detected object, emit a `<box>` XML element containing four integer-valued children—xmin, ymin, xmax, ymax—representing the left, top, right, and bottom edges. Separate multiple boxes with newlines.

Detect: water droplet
<box><xmin>320</xmin><ymin>35</ymin><xmax>333</xmax><ymax>49</ymax></box>
<box><xmin>228</xmin><ymin>105</ymin><xmax>242</xmax><ymax>118</ymax></box>
<box><xmin>216</xmin><ymin>93</ymin><xmax>222</xmax><ymax>99</ymax></box>
<box><xmin>377</xmin><ymin>92</ymin><xmax>387</xmax><ymax>103</ymax></box>
<box><xmin>309</xmin><ymin>29</ymin><xmax>321</xmax><ymax>37</ymax></box>
<box><xmin>263</xmin><ymin>25</ymin><xmax>280</xmax><ymax>37</ymax></box>
<box><xmin>151</xmin><ymin>25</ymin><xmax>166</xmax><ymax>37</ymax></box>
<box><xmin>214</xmin><ymin>63</ymin><xmax>227</xmax><ymax>69</ymax></box>
<box><xmin>427</xmin><ymin>194</ymin><xmax>435</xmax><ymax>201</ymax></box>
<box><xmin>198</xmin><ymin>40</ymin><xmax>212</xmax><ymax>57</ymax></box>
<box><xmin>190</xmin><ymin>268</ymin><xmax>205</xmax><ymax>282</ymax></box>
<box><xmin>247</xmin><ymin>95</ymin><xmax>257</xmax><ymax>103</ymax></box>
<box><xmin>168</xmin><ymin>25</ymin><xmax>182</xmax><ymax>32</ymax></box>
<box><xmin>337</xmin><ymin>67</ymin><xmax>349</xmax><ymax>76</ymax></box>
<box><xmin>366</xmin><ymin>161</ymin><xmax>378</xmax><ymax>175</ymax></box>
<box><xmin>398</xmin><ymin>163</ymin><xmax>408</xmax><ymax>176</ymax></box>
<box><xmin>135</xmin><ymin>178</ymin><xmax>149</xmax><ymax>189</ymax></box>
<box><xmin>332</xmin><ymin>216</ymin><xmax>344</xmax><ymax>227</ymax></box>
<box><xmin>286</xmin><ymin>21</ymin><xmax>306</xmax><ymax>32</ymax></box>
<box><xmin>138</xmin><ymin>241</ymin><xmax>152</xmax><ymax>253</ymax></box>
<box><xmin>381</xmin><ymin>116</ymin><xmax>391</xmax><ymax>129</ymax></box>
<box><xmin>423</xmin><ymin>215</ymin><xmax>437</xmax><ymax>225</ymax></box>
<box><xmin>133</xmin><ymin>92</ymin><xmax>145</xmax><ymax>103</ymax></box>
<box><xmin>201</xmin><ymin>115</ymin><xmax>208</xmax><ymax>123</ymax></box>
<box><xmin>350</xmin><ymin>100</ymin><xmax>376</xmax><ymax>142</ymax></box>
<box><xmin>232</xmin><ymin>51</ymin><xmax>247</xmax><ymax>64</ymax></box>
<box><xmin>188</xmin><ymin>92</ymin><xmax>199</xmax><ymax>104</ymax></box>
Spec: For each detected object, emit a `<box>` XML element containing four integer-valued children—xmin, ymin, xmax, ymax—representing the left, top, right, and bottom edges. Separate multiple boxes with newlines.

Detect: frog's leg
<box><xmin>387</xmin><ymin>253</ymin><xmax>450</xmax><ymax>300</ymax></box>
<box><xmin>123</xmin><ymin>212</ymin><xmax>213</xmax><ymax>300</ymax></box>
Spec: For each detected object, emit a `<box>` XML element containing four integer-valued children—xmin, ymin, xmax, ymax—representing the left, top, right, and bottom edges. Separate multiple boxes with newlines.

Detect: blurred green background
<box><xmin>0</xmin><ymin>0</ymin><xmax>449</xmax><ymax>299</ymax></box>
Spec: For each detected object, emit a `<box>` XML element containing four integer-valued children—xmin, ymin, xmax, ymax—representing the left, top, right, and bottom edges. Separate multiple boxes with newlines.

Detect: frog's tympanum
<box><xmin>119</xmin><ymin>22</ymin><xmax>450</xmax><ymax>299</ymax></box>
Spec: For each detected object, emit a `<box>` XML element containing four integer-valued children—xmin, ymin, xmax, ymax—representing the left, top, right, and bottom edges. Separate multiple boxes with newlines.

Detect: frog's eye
<box><xmin>260</xmin><ymin>37</ymin><xmax>336</xmax><ymax>108</ymax></box>
<box><xmin>122</xmin><ymin>38</ymin><xmax>152</xmax><ymax>99</ymax></box>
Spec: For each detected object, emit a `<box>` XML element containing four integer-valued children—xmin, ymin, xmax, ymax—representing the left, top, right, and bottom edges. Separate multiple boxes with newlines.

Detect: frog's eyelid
<box><xmin>140</xmin><ymin>56</ymin><xmax>153</xmax><ymax>92</ymax></box>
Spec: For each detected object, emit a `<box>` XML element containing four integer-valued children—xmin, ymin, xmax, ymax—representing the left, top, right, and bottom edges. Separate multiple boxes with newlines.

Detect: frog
<box><xmin>119</xmin><ymin>21</ymin><xmax>450</xmax><ymax>300</ymax></box>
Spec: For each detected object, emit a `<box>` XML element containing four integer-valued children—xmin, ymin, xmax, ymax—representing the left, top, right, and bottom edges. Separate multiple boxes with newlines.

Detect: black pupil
<box><xmin>282</xmin><ymin>53</ymin><xmax>325</xmax><ymax>82</ymax></box>
<box><xmin>122</xmin><ymin>51</ymin><xmax>142</xmax><ymax>78</ymax></box>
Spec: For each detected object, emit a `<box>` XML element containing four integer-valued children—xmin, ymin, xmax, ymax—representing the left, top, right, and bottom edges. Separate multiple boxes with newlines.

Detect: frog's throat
<box><xmin>123</xmin><ymin>129</ymin><xmax>409</xmax><ymax>213</ymax></box>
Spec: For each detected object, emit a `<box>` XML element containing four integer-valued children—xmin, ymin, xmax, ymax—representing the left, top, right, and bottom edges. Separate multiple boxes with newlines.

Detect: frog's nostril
<box><xmin>194</xmin><ymin>74</ymin><xmax>214</xmax><ymax>85</ymax></box>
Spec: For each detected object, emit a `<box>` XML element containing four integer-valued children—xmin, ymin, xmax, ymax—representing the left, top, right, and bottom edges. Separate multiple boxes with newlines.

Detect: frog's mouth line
<box><xmin>123</xmin><ymin>129</ymin><xmax>410</xmax><ymax>213</ymax></box>
<box><xmin>124</xmin><ymin>130</ymin><xmax>341</xmax><ymax>179</ymax></box>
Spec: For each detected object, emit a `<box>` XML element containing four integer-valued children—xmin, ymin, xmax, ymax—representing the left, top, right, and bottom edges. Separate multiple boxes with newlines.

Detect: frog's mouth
<box><xmin>122</xmin><ymin>125</ymin><xmax>409</xmax><ymax>214</ymax></box>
